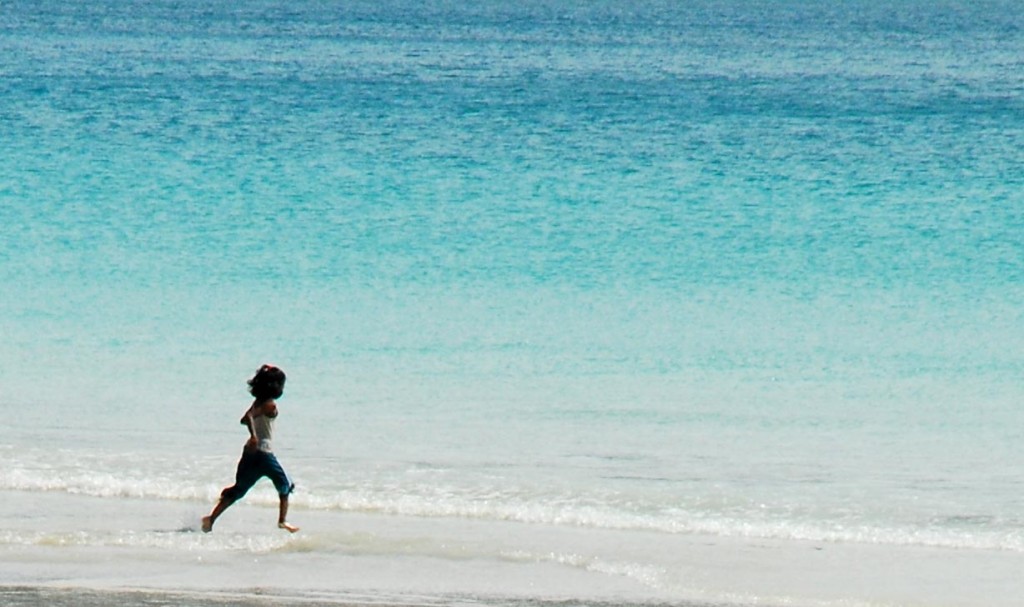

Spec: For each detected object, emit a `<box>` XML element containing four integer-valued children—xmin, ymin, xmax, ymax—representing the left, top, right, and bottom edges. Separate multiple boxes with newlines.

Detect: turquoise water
<box><xmin>2</xmin><ymin>1</ymin><xmax>1024</xmax><ymax>604</ymax></box>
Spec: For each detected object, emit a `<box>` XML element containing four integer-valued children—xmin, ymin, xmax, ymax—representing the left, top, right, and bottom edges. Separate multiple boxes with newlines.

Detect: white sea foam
<box><xmin>3</xmin><ymin>462</ymin><xmax>1022</xmax><ymax>554</ymax></box>
<box><xmin>502</xmin><ymin>550</ymin><xmax>667</xmax><ymax>590</ymax></box>
<box><xmin>0</xmin><ymin>466</ymin><xmax>219</xmax><ymax>502</ymax></box>
<box><xmin>0</xmin><ymin>528</ymin><xmax>296</xmax><ymax>554</ymax></box>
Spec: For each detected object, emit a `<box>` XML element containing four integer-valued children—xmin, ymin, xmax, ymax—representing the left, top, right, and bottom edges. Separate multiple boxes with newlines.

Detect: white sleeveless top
<box><xmin>251</xmin><ymin>413</ymin><xmax>275</xmax><ymax>453</ymax></box>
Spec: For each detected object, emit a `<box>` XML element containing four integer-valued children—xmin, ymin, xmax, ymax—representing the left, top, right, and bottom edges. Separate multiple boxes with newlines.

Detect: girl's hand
<box><xmin>245</xmin><ymin>436</ymin><xmax>258</xmax><ymax>451</ymax></box>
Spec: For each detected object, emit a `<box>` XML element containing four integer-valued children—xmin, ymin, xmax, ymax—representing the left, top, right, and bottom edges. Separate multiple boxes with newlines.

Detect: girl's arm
<box><xmin>240</xmin><ymin>406</ymin><xmax>258</xmax><ymax>448</ymax></box>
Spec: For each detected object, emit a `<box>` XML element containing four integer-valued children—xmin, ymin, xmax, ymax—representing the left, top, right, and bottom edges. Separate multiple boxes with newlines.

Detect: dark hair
<box><xmin>248</xmin><ymin>364</ymin><xmax>286</xmax><ymax>400</ymax></box>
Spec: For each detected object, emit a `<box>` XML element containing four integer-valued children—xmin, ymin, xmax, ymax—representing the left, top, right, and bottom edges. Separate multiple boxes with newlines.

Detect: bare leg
<box><xmin>277</xmin><ymin>495</ymin><xmax>299</xmax><ymax>533</ymax></box>
<box><xmin>202</xmin><ymin>498</ymin><xmax>235</xmax><ymax>533</ymax></box>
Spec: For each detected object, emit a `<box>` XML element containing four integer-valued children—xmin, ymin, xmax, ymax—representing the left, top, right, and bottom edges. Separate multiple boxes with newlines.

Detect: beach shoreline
<box><xmin>0</xmin><ymin>586</ymin><xmax>708</xmax><ymax>607</ymax></box>
<box><xmin>2</xmin><ymin>490</ymin><xmax>1023</xmax><ymax>607</ymax></box>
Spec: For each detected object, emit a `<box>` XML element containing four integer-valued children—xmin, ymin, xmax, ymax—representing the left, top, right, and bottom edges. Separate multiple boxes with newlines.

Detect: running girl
<box><xmin>202</xmin><ymin>364</ymin><xmax>299</xmax><ymax>533</ymax></box>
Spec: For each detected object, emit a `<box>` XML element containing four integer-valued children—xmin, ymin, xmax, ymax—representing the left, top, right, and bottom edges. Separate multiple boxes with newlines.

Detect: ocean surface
<box><xmin>2</xmin><ymin>1</ymin><xmax>1024</xmax><ymax>605</ymax></box>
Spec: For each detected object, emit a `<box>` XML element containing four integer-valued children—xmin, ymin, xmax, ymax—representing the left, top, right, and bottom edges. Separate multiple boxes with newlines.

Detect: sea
<box><xmin>2</xmin><ymin>1</ymin><xmax>1023</xmax><ymax>605</ymax></box>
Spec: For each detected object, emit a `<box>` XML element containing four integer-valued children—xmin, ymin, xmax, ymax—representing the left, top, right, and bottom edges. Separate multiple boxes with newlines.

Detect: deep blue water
<box><xmin>5</xmin><ymin>0</ymin><xmax>1023</xmax><ymax>291</ymax></box>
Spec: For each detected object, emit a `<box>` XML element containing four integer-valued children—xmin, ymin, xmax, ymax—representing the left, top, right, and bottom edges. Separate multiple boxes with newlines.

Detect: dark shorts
<box><xmin>220</xmin><ymin>449</ymin><xmax>295</xmax><ymax>502</ymax></box>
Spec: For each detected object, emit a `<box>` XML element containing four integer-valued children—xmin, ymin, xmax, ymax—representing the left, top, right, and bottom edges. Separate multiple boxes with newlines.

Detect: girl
<box><xmin>202</xmin><ymin>365</ymin><xmax>299</xmax><ymax>533</ymax></box>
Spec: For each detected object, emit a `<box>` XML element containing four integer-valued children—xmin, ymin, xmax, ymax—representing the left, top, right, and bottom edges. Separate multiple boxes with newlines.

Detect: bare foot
<box><xmin>201</xmin><ymin>516</ymin><xmax>213</xmax><ymax>533</ymax></box>
<box><xmin>278</xmin><ymin>522</ymin><xmax>300</xmax><ymax>533</ymax></box>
